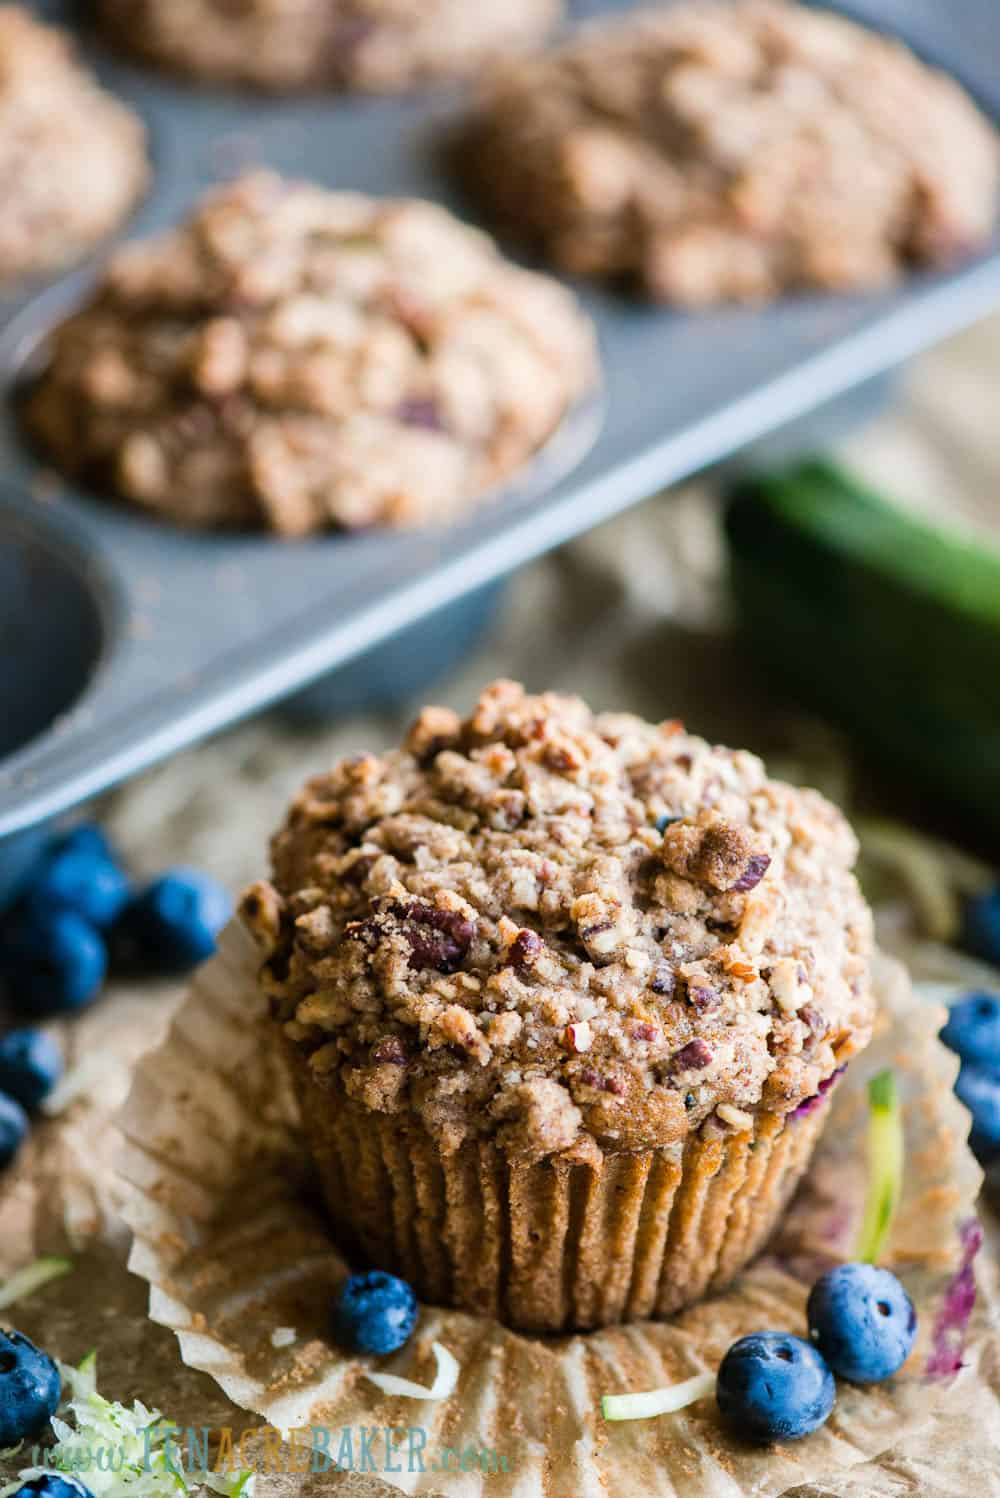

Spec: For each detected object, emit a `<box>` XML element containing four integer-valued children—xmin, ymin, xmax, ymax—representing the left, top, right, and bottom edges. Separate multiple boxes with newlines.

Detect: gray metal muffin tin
<box><xmin>2</xmin><ymin>0</ymin><xmax>1000</xmax><ymax>880</ymax></box>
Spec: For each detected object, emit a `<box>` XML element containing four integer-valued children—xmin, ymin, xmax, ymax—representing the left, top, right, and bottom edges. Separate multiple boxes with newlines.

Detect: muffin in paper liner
<box><xmin>292</xmin><ymin>1051</ymin><xmax>829</xmax><ymax>1333</ymax></box>
<box><xmin>119</xmin><ymin>919</ymin><xmax>984</xmax><ymax>1497</ymax></box>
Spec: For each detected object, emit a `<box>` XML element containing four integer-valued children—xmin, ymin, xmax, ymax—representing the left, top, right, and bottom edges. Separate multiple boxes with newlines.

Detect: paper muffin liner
<box><xmin>120</xmin><ymin>920</ymin><xmax>985</xmax><ymax>1497</ymax></box>
<box><xmin>295</xmin><ymin>1058</ymin><xmax>829</xmax><ymax>1332</ymax></box>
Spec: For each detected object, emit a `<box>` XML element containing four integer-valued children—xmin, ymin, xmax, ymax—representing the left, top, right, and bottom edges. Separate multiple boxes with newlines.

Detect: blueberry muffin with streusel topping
<box><xmin>97</xmin><ymin>0</ymin><xmax>562</xmax><ymax>93</ymax></box>
<box><xmin>242</xmin><ymin>681</ymin><xmax>875</xmax><ymax>1331</ymax></box>
<box><xmin>461</xmin><ymin>0</ymin><xmax>999</xmax><ymax>305</ymax></box>
<box><xmin>23</xmin><ymin>173</ymin><xmax>595</xmax><ymax>535</ymax></box>
<box><xmin>0</xmin><ymin>7</ymin><xmax>147</xmax><ymax>283</ymax></box>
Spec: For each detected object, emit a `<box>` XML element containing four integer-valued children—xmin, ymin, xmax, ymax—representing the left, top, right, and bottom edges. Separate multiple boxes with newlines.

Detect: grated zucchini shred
<box><xmin>0</xmin><ymin>1354</ymin><xmax>254</xmax><ymax>1498</ymax></box>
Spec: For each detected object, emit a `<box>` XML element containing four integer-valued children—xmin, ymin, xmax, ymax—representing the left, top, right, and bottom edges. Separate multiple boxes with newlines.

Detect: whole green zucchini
<box><xmin>725</xmin><ymin>460</ymin><xmax>1000</xmax><ymax>834</ymax></box>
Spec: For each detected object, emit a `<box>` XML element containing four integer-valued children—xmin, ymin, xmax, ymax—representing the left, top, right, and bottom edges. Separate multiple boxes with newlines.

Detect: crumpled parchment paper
<box><xmin>109</xmin><ymin>916</ymin><xmax>987</xmax><ymax>1498</ymax></box>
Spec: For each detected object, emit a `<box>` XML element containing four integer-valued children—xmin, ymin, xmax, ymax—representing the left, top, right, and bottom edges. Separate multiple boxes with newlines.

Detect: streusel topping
<box><xmin>24</xmin><ymin>172</ymin><xmax>596</xmax><ymax>533</ymax></box>
<box><xmin>97</xmin><ymin>0</ymin><xmax>562</xmax><ymax>93</ymax></box>
<box><xmin>463</xmin><ymin>0</ymin><xmax>999</xmax><ymax>304</ymax></box>
<box><xmin>245</xmin><ymin>681</ymin><xmax>874</xmax><ymax>1161</ymax></box>
<box><xmin>0</xmin><ymin>6</ymin><xmax>147</xmax><ymax>282</ymax></box>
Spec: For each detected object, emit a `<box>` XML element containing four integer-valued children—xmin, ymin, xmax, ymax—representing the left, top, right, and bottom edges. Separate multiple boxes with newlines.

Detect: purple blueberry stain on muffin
<box><xmin>790</xmin><ymin>1066</ymin><xmax>848</xmax><ymax>1122</ymax></box>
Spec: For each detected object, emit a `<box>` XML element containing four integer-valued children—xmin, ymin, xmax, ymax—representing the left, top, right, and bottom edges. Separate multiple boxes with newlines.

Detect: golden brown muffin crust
<box><xmin>24</xmin><ymin>173</ymin><xmax>596</xmax><ymax>534</ymax></box>
<box><xmin>461</xmin><ymin>0</ymin><xmax>999</xmax><ymax>303</ymax></box>
<box><xmin>245</xmin><ymin>681</ymin><xmax>875</xmax><ymax>1162</ymax></box>
<box><xmin>0</xmin><ymin>6</ymin><xmax>147</xmax><ymax>282</ymax></box>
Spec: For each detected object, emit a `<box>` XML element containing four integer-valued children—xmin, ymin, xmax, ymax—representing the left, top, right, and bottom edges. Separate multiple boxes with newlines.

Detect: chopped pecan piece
<box><xmin>239</xmin><ymin>879</ymin><xmax>284</xmax><ymax>952</ymax></box>
<box><xmin>671</xmin><ymin>1038</ymin><xmax>713</xmax><ymax>1072</ymax></box>
<box><xmin>506</xmin><ymin>927</ymin><xmax>544</xmax><ymax>971</ymax></box>
<box><xmin>349</xmin><ymin>896</ymin><xmax>475</xmax><ymax>973</ymax></box>
<box><xmin>685</xmin><ymin>979</ymin><xmax>720</xmax><ymax>1012</ymax></box>
<box><xmin>371</xmin><ymin>1035</ymin><xmax>409</xmax><ymax>1066</ymax></box>
<box><xmin>404</xmin><ymin>704</ymin><xmax>462</xmax><ymax>763</ymax></box>
<box><xmin>662</xmin><ymin>811</ymin><xmax>770</xmax><ymax>893</ymax></box>
<box><xmin>578</xmin><ymin>1069</ymin><xmax>625</xmax><ymax>1096</ymax></box>
<box><xmin>563</xmin><ymin>1020</ymin><xmax>593</xmax><ymax>1053</ymax></box>
<box><xmin>650</xmin><ymin>965</ymin><xmax>676</xmax><ymax>997</ymax></box>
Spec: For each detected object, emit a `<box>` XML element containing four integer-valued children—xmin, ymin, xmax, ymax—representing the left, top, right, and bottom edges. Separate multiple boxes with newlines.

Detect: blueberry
<box><xmin>0</xmin><ymin>1092</ymin><xmax>29</xmax><ymax>1169</ymax></box>
<box><xmin>14</xmin><ymin>1478</ymin><xmax>93</xmax><ymax>1498</ymax></box>
<box><xmin>116</xmin><ymin>870</ymin><xmax>232</xmax><ymax>974</ymax></box>
<box><xmin>333</xmin><ymin>1271</ymin><xmax>418</xmax><ymax>1357</ymax></box>
<box><xmin>716</xmin><ymin>1332</ymin><xmax>834</xmax><ymax>1443</ymax></box>
<box><xmin>0</xmin><ymin>1329</ymin><xmax>61</xmax><ymax>1446</ymax></box>
<box><xmin>52</xmin><ymin>825</ymin><xmax>116</xmax><ymax>865</ymax></box>
<box><xmin>955</xmin><ymin>1064</ymin><xmax>1000</xmax><ymax>1162</ymax></box>
<box><xmin>940</xmin><ymin>992</ymin><xmax>1000</xmax><ymax>1074</ymax></box>
<box><xmin>0</xmin><ymin>1030</ymin><xmax>63</xmax><ymax>1111</ymax></box>
<box><xmin>3</xmin><ymin>910</ymin><xmax>107</xmax><ymax>1018</ymax></box>
<box><xmin>962</xmin><ymin>889</ymin><xmax>1000</xmax><ymax>966</ymax></box>
<box><xmin>807</xmin><ymin>1264</ymin><xmax>917</xmax><ymax>1384</ymax></box>
<box><xmin>24</xmin><ymin>842</ymin><xmax>129</xmax><ymax>932</ymax></box>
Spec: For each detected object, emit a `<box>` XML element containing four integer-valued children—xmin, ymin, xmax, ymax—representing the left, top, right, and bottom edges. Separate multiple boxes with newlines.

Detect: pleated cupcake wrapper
<box><xmin>120</xmin><ymin>920</ymin><xmax>985</xmax><ymax>1497</ymax></box>
<box><xmin>298</xmin><ymin>1074</ymin><xmax>828</xmax><ymax>1332</ymax></box>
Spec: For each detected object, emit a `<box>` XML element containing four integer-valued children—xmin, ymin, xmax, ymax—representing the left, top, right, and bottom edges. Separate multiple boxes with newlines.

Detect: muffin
<box><xmin>0</xmin><ymin>7</ymin><xmax>147</xmax><ymax>283</ymax></box>
<box><xmin>242</xmin><ymin>681</ymin><xmax>875</xmax><ymax>1332</ymax></box>
<box><xmin>97</xmin><ymin>0</ymin><xmax>562</xmax><ymax>92</ymax></box>
<box><xmin>23</xmin><ymin>172</ymin><xmax>596</xmax><ymax>534</ymax></box>
<box><xmin>461</xmin><ymin>0</ymin><xmax>1000</xmax><ymax>305</ymax></box>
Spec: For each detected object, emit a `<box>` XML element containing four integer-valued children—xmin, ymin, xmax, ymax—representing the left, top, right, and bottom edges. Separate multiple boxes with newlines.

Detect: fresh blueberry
<box><xmin>716</xmin><ymin>1332</ymin><xmax>835</xmax><ymax>1443</ymax></box>
<box><xmin>333</xmin><ymin>1271</ymin><xmax>418</xmax><ymax>1357</ymax></box>
<box><xmin>940</xmin><ymin>992</ymin><xmax>1000</xmax><ymax>1074</ymax></box>
<box><xmin>14</xmin><ymin>1478</ymin><xmax>93</xmax><ymax>1498</ymax></box>
<box><xmin>955</xmin><ymin>1064</ymin><xmax>1000</xmax><ymax>1162</ymax></box>
<box><xmin>962</xmin><ymin>889</ymin><xmax>1000</xmax><ymax>967</ymax></box>
<box><xmin>3</xmin><ymin>910</ymin><xmax>107</xmax><ymax>1018</ymax></box>
<box><xmin>51</xmin><ymin>824</ymin><xmax>116</xmax><ymax>865</ymax></box>
<box><xmin>0</xmin><ymin>1092</ymin><xmax>29</xmax><ymax>1169</ymax></box>
<box><xmin>807</xmin><ymin>1263</ymin><xmax>917</xmax><ymax>1384</ymax></box>
<box><xmin>0</xmin><ymin>1329</ymin><xmax>61</xmax><ymax>1446</ymax></box>
<box><xmin>24</xmin><ymin>841</ymin><xmax>129</xmax><ymax>931</ymax></box>
<box><xmin>116</xmin><ymin>870</ymin><xmax>232</xmax><ymax>974</ymax></box>
<box><xmin>0</xmin><ymin>1030</ymin><xmax>63</xmax><ymax>1111</ymax></box>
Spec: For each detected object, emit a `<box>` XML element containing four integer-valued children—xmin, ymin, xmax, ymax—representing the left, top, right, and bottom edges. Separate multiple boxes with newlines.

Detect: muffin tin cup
<box><xmin>119</xmin><ymin>922</ymin><xmax>982</xmax><ymax>1495</ymax></box>
<box><xmin>3</xmin><ymin>0</ymin><xmax>1000</xmax><ymax>854</ymax></box>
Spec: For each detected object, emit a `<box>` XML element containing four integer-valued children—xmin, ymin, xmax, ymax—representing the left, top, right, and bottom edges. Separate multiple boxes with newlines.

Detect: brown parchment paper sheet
<box><xmin>114</xmin><ymin>919</ymin><xmax>989</xmax><ymax>1498</ymax></box>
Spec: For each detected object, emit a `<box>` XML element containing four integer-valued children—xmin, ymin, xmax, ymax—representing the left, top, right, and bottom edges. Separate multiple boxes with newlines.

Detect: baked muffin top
<box><xmin>462</xmin><ymin>0</ymin><xmax>999</xmax><ymax>303</ymax></box>
<box><xmin>23</xmin><ymin>171</ymin><xmax>595</xmax><ymax>534</ymax></box>
<box><xmin>245</xmin><ymin>681</ymin><xmax>874</xmax><ymax>1162</ymax></box>
<box><xmin>97</xmin><ymin>0</ymin><xmax>562</xmax><ymax>93</ymax></box>
<box><xmin>0</xmin><ymin>6</ymin><xmax>147</xmax><ymax>282</ymax></box>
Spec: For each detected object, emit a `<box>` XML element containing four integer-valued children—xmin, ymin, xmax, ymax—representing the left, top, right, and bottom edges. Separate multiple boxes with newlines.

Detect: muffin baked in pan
<box><xmin>0</xmin><ymin>5</ymin><xmax>147</xmax><ymax>284</ymax></box>
<box><xmin>22</xmin><ymin>172</ymin><xmax>597</xmax><ymax>534</ymax></box>
<box><xmin>97</xmin><ymin>0</ymin><xmax>563</xmax><ymax>92</ymax></box>
<box><xmin>461</xmin><ymin>0</ymin><xmax>1000</xmax><ymax>304</ymax></box>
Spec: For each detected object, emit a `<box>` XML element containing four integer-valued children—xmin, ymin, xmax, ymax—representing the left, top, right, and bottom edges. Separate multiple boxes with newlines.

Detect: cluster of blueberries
<box><xmin>941</xmin><ymin>990</ymin><xmax>1000</xmax><ymax>1163</ymax></box>
<box><xmin>328</xmin><ymin>1261</ymin><xmax>915</xmax><ymax>1445</ymax></box>
<box><xmin>0</xmin><ymin>823</ymin><xmax>231</xmax><ymax>1172</ymax></box>
<box><xmin>0</xmin><ymin>1261</ymin><xmax>924</xmax><ymax>1481</ymax></box>
<box><xmin>717</xmin><ymin>1262</ymin><xmax>916</xmax><ymax>1441</ymax></box>
<box><xmin>954</xmin><ymin>886</ymin><xmax>1000</xmax><ymax>1161</ymax></box>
